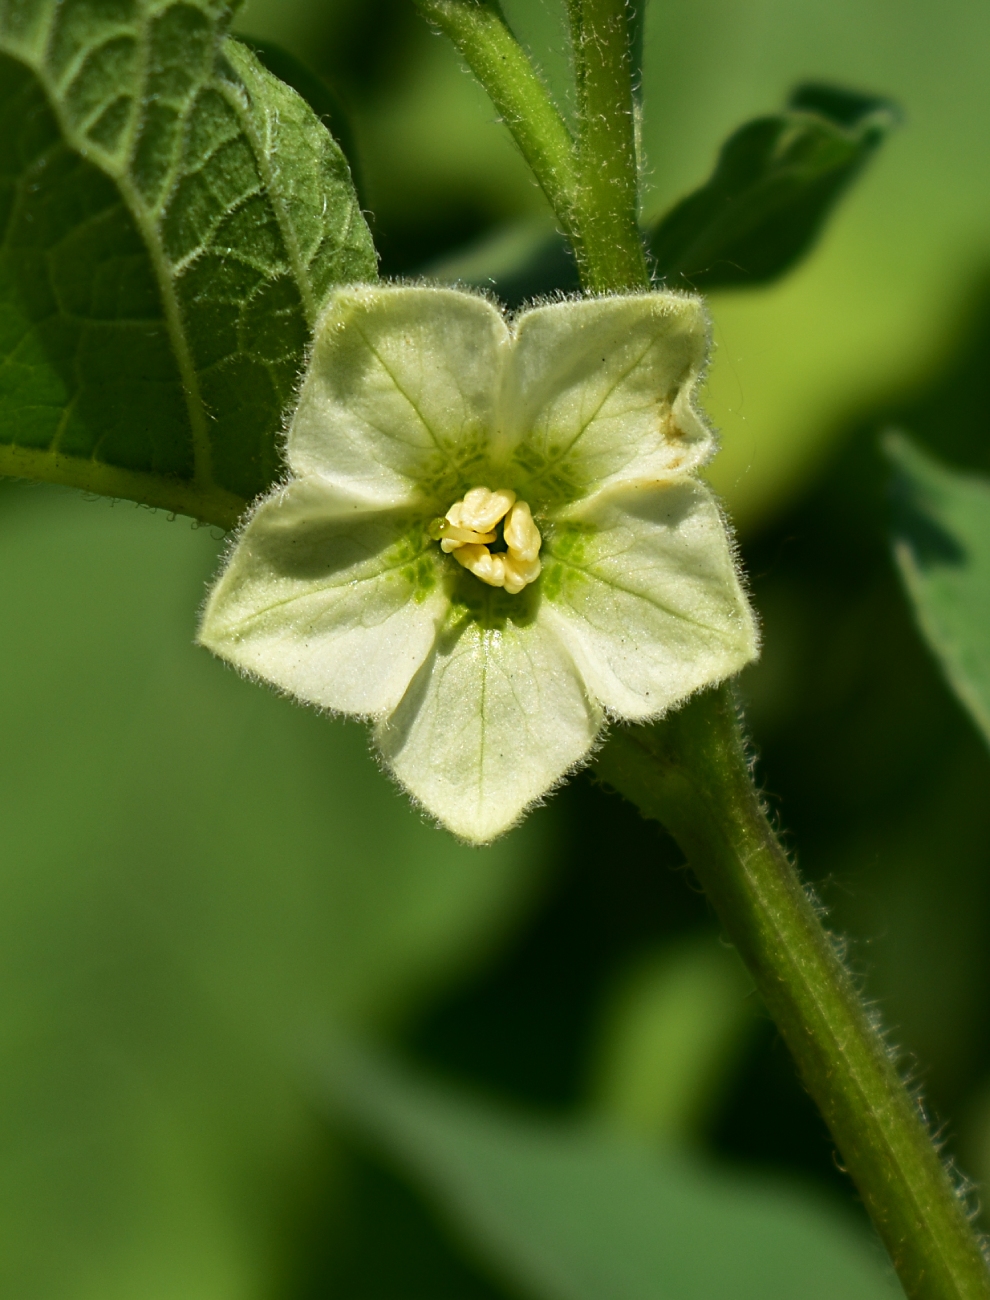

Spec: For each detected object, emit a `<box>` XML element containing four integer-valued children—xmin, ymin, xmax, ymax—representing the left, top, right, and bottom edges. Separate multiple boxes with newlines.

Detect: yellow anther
<box><xmin>501</xmin><ymin>552</ymin><xmax>542</xmax><ymax>595</ymax></box>
<box><xmin>437</xmin><ymin>486</ymin><xmax>542</xmax><ymax>593</ymax></box>
<box><xmin>438</xmin><ymin>522</ymin><xmax>497</xmax><ymax>552</ymax></box>
<box><xmin>503</xmin><ymin>500</ymin><xmax>541</xmax><ymax>563</ymax></box>
<box><xmin>453</xmin><ymin>543</ymin><xmax>505</xmax><ymax>586</ymax></box>
<box><xmin>452</xmin><ymin>487</ymin><xmax>516</xmax><ymax>534</ymax></box>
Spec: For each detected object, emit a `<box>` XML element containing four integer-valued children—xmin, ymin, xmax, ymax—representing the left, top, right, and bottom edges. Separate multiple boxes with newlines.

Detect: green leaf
<box><xmin>328</xmin><ymin>1049</ymin><xmax>900</xmax><ymax>1300</ymax></box>
<box><xmin>0</xmin><ymin>1</ymin><xmax>376</xmax><ymax>527</ymax></box>
<box><xmin>648</xmin><ymin>83</ymin><xmax>897</xmax><ymax>291</ymax></box>
<box><xmin>588</xmin><ymin>935</ymin><xmax>757</xmax><ymax>1145</ymax></box>
<box><xmin>884</xmin><ymin>432</ymin><xmax>990</xmax><ymax>748</ymax></box>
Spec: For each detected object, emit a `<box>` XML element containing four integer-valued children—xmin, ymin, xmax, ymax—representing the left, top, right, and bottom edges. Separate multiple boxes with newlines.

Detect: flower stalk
<box><xmin>595</xmin><ymin>687</ymin><xmax>990</xmax><ymax>1300</ymax></box>
<box><xmin>199</xmin><ymin>284</ymin><xmax>753</xmax><ymax>843</ymax></box>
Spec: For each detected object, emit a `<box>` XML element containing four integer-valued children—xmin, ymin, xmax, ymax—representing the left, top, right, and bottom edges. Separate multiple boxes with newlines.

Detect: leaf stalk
<box><xmin>412</xmin><ymin>0</ymin><xmax>586</xmax><ymax>267</ymax></box>
<box><xmin>0</xmin><ymin>444</ymin><xmax>246</xmax><ymax>531</ymax></box>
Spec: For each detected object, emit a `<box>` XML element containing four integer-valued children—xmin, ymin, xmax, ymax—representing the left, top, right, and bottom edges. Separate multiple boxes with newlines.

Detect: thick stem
<box><xmin>596</xmin><ymin>685</ymin><xmax>990</xmax><ymax>1300</ymax></box>
<box><xmin>566</xmin><ymin>0</ymin><xmax>648</xmax><ymax>290</ymax></box>
<box><xmin>412</xmin><ymin>1</ymin><xmax>584</xmax><ymax>263</ymax></box>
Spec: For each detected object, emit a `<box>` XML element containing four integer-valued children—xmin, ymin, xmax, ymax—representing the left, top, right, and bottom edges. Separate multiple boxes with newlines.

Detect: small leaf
<box><xmin>649</xmin><ymin>82</ymin><xmax>898</xmax><ymax>290</ymax></box>
<box><xmin>0</xmin><ymin>1</ymin><xmax>376</xmax><ymax>527</ymax></box>
<box><xmin>328</xmin><ymin>1048</ymin><xmax>900</xmax><ymax>1300</ymax></box>
<box><xmin>884</xmin><ymin>432</ymin><xmax>990</xmax><ymax>748</ymax></box>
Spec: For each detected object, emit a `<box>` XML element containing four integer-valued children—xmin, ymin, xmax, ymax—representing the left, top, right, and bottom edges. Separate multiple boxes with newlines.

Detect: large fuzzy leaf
<box><xmin>0</xmin><ymin>0</ymin><xmax>376</xmax><ymax>526</ymax></box>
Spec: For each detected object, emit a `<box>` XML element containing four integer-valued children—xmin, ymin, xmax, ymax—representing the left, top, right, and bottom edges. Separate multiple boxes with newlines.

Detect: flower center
<box><xmin>429</xmin><ymin>487</ymin><xmax>542</xmax><ymax>595</ymax></box>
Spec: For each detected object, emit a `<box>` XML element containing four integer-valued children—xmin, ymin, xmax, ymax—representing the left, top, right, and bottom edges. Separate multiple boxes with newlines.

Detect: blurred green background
<box><xmin>2</xmin><ymin>0</ymin><xmax>990</xmax><ymax>1295</ymax></box>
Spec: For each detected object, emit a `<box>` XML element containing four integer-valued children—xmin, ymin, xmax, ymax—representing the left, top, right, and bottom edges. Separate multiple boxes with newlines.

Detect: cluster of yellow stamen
<box><xmin>430</xmin><ymin>487</ymin><xmax>542</xmax><ymax>594</ymax></box>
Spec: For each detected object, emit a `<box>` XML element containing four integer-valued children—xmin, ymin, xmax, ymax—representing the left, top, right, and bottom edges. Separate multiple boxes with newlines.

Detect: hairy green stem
<box><xmin>566</xmin><ymin>0</ymin><xmax>648</xmax><ymax>290</ymax></box>
<box><xmin>411</xmin><ymin>0</ymin><xmax>584</xmax><ymax>262</ymax></box>
<box><xmin>596</xmin><ymin>687</ymin><xmax>990</xmax><ymax>1299</ymax></box>
<box><xmin>546</xmin><ymin>5</ymin><xmax>989</xmax><ymax>1288</ymax></box>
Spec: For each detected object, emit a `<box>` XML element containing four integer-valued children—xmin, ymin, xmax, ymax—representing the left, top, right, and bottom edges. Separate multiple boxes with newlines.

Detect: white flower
<box><xmin>198</xmin><ymin>286</ymin><xmax>758</xmax><ymax>842</ymax></box>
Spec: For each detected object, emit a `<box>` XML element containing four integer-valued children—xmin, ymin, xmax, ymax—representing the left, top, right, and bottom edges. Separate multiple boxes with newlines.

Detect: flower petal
<box><xmin>376</xmin><ymin>597</ymin><xmax>602</xmax><ymax>842</ymax></box>
<box><xmin>500</xmin><ymin>294</ymin><xmax>712</xmax><ymax>505</ymax></box>
<box><xmin>198</xmin><ymin>478</ymin><xmax>447</xmax><ymax>715</ymax></box>
<box><xmin>540</xmin><ymin>478</ymin><xmax>758</xmax><ymax>719</ymax></box>
<box><xmin>289</xmin><ymin>285</ymin><xmax>510</xmax><ymax>505</ymax></box>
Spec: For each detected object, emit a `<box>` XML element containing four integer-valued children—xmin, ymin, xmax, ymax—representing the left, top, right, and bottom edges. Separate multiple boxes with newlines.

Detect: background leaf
<box><xmin>426</xmin><ymin>218</ymin><xmax>579</xmax><ymax>310</ymax></box>
<box><xmin>587</xmin><ymin>937</ymin><xmax>758</xmax><ymax>1146</ymax></box>
<box><xmin>884</xmin><ymin>432</ymin><xmax>990</xmax><ymax>747</ymax></box>
<box><xmin>0</xmin><ymin>484</ymin><xmax>548</xmax><ymax>1299</ymax></box>
<box><xmin>0</xmin><ymin>1</ymin><xmax>375</xmax><ymax>526</ymax></box>
<box><xmin>648</xmin><ymin>83</ymin><xmax>897</xmax><ymax>290</ymax></box>
<box><xmin>328</xmin><ymin>1048</ymin><xmax>900</xmax><ymax>1300</ymax></box>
